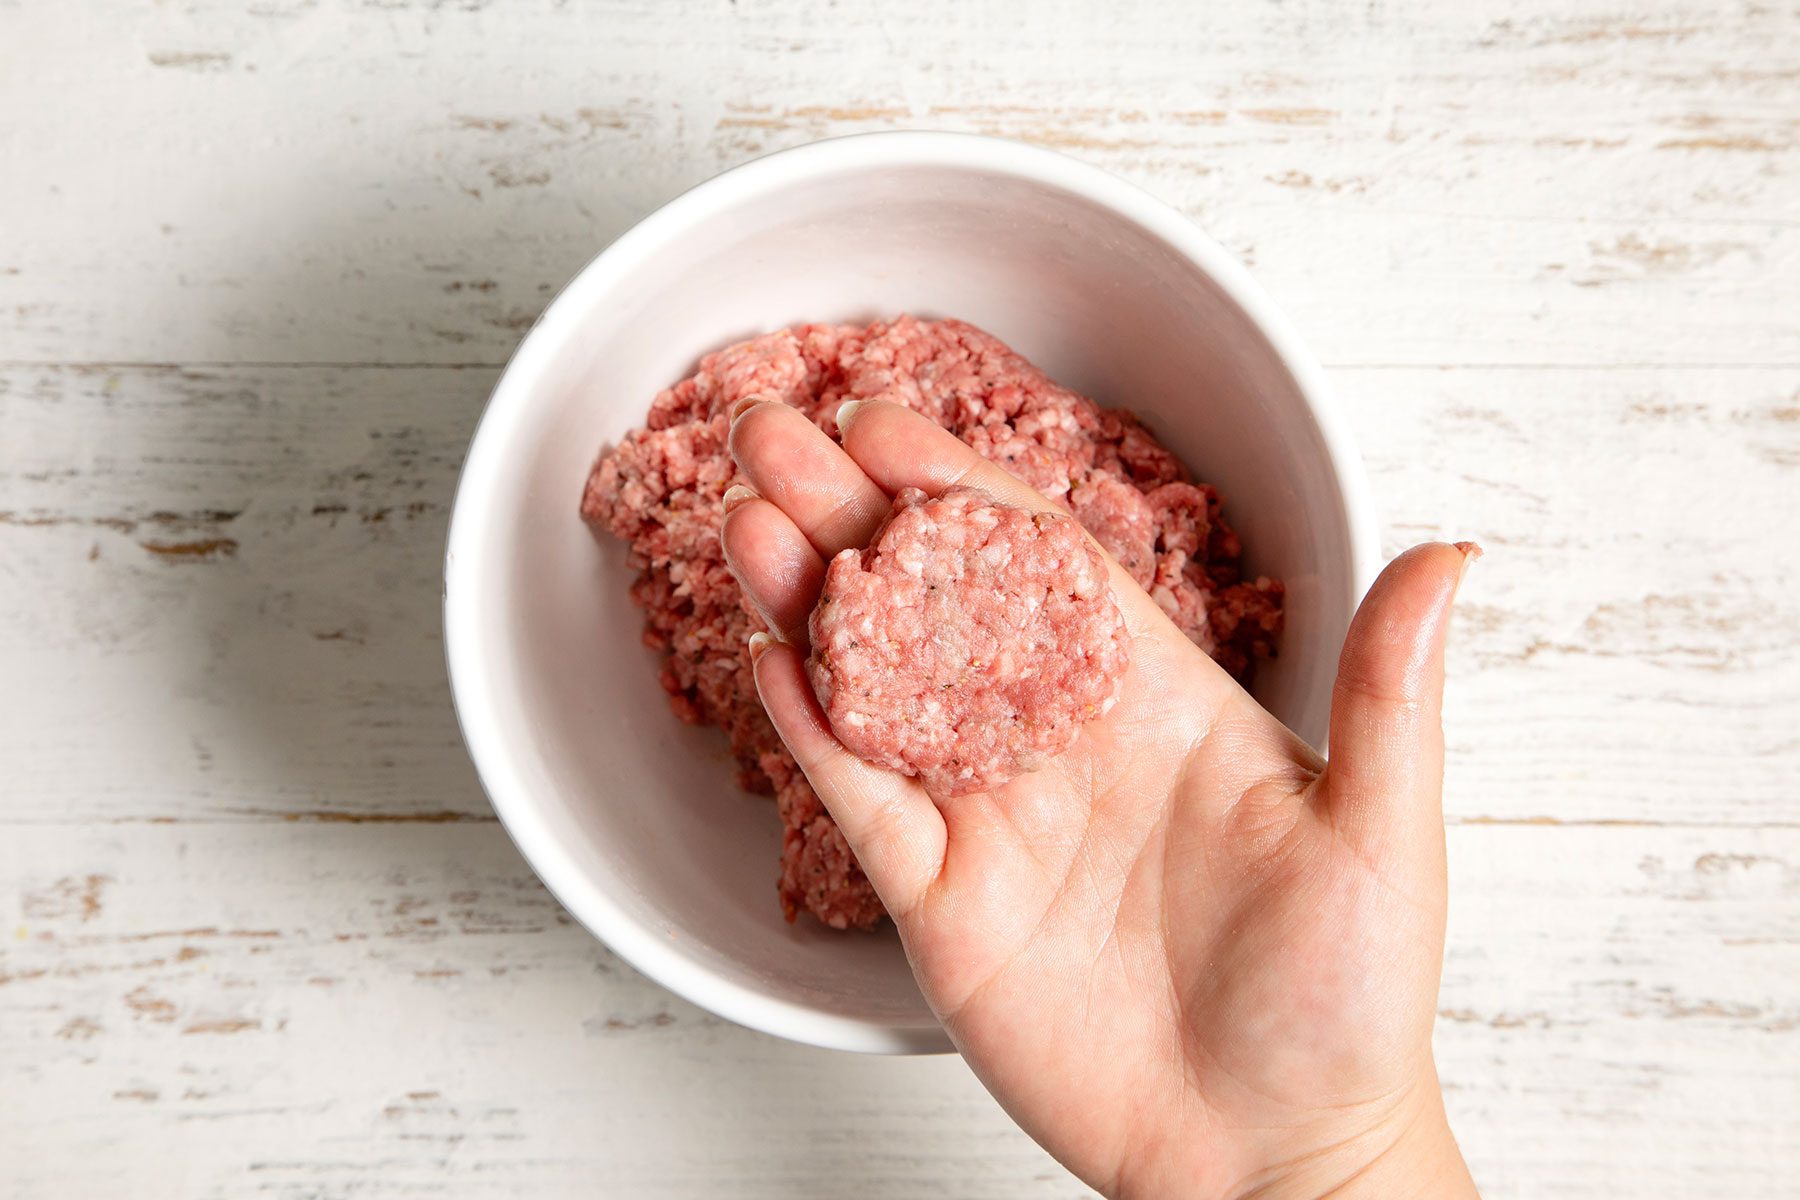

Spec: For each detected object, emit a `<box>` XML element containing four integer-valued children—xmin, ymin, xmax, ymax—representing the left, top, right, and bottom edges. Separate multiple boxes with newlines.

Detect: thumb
<box><xmin>1321</xmin><ymin>541</ymin><xmax>1479</xmax><ymax>856</ymax></box>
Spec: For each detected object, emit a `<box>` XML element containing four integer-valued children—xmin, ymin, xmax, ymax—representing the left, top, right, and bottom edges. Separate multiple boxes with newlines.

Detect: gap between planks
<box><xmin>1</xmin><ymin>360</ymin><xmax>1799</xmax><ymax>372</ymax></box>
<box><xmin>3</xmin><ymin>815</ymin><xmax>1799</xmax><ymax>830</ymax></box>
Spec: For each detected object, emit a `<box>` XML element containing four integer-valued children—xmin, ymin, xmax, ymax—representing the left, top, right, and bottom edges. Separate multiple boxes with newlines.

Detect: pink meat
<box><xmin>808</xmin><ymin>488</ymin><xmax>1129</xmax><ymax>797</ymax></box>
<box><xmin>580</xmin><ymin>316</ymin><xmax>1283</xmax><ymax>930</ymax></box>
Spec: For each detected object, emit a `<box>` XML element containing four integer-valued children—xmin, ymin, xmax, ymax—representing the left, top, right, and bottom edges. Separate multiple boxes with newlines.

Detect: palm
<box><xmin>720</xmin><ymin>396</ymin><xmax>1470</xmax><ymax>1198</ymax></box>
<box><xmin>894</xmin><ymin>623</ymin><xmax>1438</xmax><ymax>1193</ymax></box>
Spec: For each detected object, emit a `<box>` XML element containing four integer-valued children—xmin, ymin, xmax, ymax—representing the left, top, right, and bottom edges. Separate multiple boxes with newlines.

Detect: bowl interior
<box><xmin>450</xmin><ymin>146</ymin><xmax>1366</xmax><ymax>1050</ymax></box>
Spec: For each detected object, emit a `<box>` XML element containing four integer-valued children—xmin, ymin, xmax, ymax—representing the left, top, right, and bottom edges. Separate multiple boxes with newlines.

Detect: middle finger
<box><xmin>728</xmin><ymin>398</ymin><xmax>891</xmax><ymax>558</ymax></box>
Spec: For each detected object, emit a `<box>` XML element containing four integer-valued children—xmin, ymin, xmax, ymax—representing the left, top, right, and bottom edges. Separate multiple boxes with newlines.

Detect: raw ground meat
<box><xmin>581</xmin><ymin>316</ymin><xmax>1284</xmax><ymax>930</ymax></box>
<box><xmin>808</xmin><ymin>488</ymin><xmax>1130</xmax><ymax>797</ymax></box>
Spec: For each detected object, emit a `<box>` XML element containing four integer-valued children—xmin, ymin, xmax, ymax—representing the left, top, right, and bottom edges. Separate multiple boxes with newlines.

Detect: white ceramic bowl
<box><xmin>444</xmin><ymin>132</ymin><xmax>1380</xmax><ymax>1054</ymax></box>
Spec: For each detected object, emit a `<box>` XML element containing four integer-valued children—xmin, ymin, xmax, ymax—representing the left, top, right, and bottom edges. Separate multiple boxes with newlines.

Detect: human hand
<box><xmin>721</xmin><ymin>396</ymin><xmax>1479</xmax><ymax>1199</ymax></box>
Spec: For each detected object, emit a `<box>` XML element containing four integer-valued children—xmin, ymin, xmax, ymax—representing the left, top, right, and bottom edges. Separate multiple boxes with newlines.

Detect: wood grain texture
<box><xmin>0</xmin><ymin>824</ymin><xmax>1793</xmax><ymax>1196</ymax></box>
<box><xmin>0</xmin><ymin>826</ymin><xmax>1077</xmax><ymax>1199</ymax></box>
<box><xmin>1</xmin><ymin>0</ymin><xmax>1797</xmax><ymax>1196</ymax></box>
<box><xmin>5</xmin><ymin>365</ymin><xmax>1793</xmax><ymax>826</ymax></box>
<box><xmin>1</xmin><ymin>0</ymin><xmax>1796</xmax><ymax>369</ymax></box>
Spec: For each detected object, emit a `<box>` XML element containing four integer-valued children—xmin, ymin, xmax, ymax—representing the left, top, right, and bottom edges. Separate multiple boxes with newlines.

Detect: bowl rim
<box><xmin>443</xmin><ymin>130</ymin><xmax>1382</xmax><ymax>1055</ymax></box>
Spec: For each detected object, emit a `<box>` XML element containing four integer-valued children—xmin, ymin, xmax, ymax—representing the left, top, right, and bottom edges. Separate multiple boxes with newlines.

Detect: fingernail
<box><xmin>1453</xmin><ymin>540</ymin><xmax>1483</xmax><ymax>596</ymax></box>
<box><xmin>722</xmin><ymin>483</ymin><xmax>759</xmax><ymax>515</ymax></box>
<box><xmin>747</xmin><ymin>631</ymin><xmax>778</xmax><ymax>663</ymax></box>
<box><xmin>730</xmin><ymin>394</ymin><xmax>770</xmax><ymax>424</ymax></box>
<box><xmin>835</xmin><ymin>400</ymin><xmax>864</xmax><ymax>434</ymax></box>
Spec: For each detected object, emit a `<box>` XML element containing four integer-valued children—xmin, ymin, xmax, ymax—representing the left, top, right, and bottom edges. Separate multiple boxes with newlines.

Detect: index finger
<box><xmin>834</xmin><ymin>399</ymin><xmax>1065</xmax><ymax>517</ymax></box>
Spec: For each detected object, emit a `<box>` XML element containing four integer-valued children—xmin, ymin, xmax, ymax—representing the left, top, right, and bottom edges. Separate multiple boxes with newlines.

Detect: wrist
<box><xmin>1106</xmin><ymin>1069</ymin><xmax>1476</xmax><ymax>1200</ymax></box>
<box><xmin>1317</xmin><ymin>1086</ymin><xmax>1475</xmax><ymax>1199</ymax></box>
<box><xmin>1259</xmin><ymin>1071</ymin><xmax>1477</xmax><ymax>1200</ymax></box>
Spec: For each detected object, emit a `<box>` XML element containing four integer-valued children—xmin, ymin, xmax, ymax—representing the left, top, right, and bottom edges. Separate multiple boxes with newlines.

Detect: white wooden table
<box><xmin>3</xmin><ymin>3</ymin><xmax>1796</xmax><ymax>1196</ymax></box>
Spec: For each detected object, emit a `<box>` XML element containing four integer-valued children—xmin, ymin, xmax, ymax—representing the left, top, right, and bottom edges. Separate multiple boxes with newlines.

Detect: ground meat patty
<box><xmin>808</xmin><ymin>488</ymin><xmax>1130</xmax><ymax>797</ymax></box>
<box><xmin>581</xmin><ymin>315</ymin><xmax>1284</xmax><ymax>930</ymax></box>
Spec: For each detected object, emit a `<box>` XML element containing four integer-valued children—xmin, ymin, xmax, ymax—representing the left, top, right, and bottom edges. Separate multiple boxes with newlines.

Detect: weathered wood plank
<box><xmin>1</xmin><ymin>364</ymin><xmax>494</xmax><ymax>824</ymax></box>
<box><xmin>1354</xmin><ymin>365</ymin><xmax>1800</xmax><ymax>828</ymax></box>
<box><xmin>0</xmin><ymin>825</ymin><xmax>1083</xmax><ymax>1198</ymax></box>
<box><xmin>1437</xmin><ymin>829</ymin><xmax>1800</xmax><ymax>1197</ymax></box>
<box><xmin>1</xmin><ymin>1</ymin><xmax>1795</xmax><ymax>367</ymax></box>
<box><xmin>3</xmin><ymin>364</ymin><xmax>1793</xmax><ymax>827</ymax></box>
<box><xmin>0</xmin><ymin>823</ymin><xmax>1792</xmax><ymax>1196</ymax></box>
